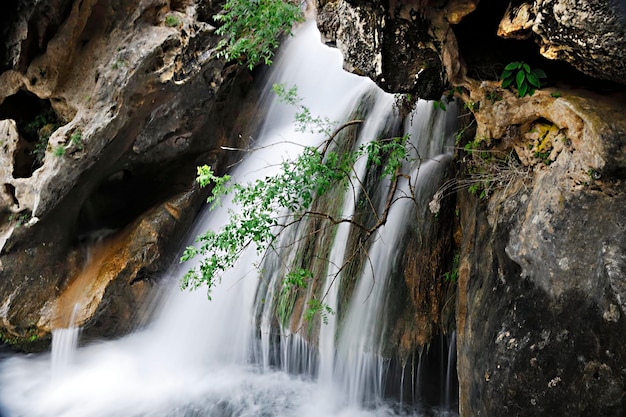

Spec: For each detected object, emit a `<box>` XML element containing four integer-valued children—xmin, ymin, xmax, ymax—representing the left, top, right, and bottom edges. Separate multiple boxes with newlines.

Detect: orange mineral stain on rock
<box><xmin>50</xmin><ymin>229</ymin><xmax>131</xmax><ymax>330</ymax></box>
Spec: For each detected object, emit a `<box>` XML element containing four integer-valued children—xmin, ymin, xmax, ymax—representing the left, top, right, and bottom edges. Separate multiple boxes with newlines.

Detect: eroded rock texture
<box><xmin>0</xmin><ymin>0</ymin><xmax>257</xmax><ymax>346</ymax></box>
<box><xmin>456</xmin><ymin>89</ymin><xmax>626</xmax><ymax>416</ymax></box>
<box><xmin>499</xmin><ymin>0</ymin><xmax>626</xmax><ymax>84</ymax></box>
<box><xmin>316</xmin><ymin>0</ymin><xmax>475</xmax><ymax>99</ymax></box>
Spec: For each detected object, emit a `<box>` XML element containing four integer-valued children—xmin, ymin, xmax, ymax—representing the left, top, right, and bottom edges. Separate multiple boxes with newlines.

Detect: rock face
<box><xmin>498</xmin><ymin>0</ymin><xmax>626</xmax><ymax>84</ymax></box>
<box><xmin>0</xmin><ymin>0</ymin><xmax>258</xmax><ymax>346</ymax></box>
<box><xmin>316</xmin><ymin>0</ymin><xmax>476</xmax><ymax>99</ymax></box>
<box><xmin>0</xmin><ymin>0</ymin><xmax>624</xmax><ymax>415</ymax></box>
<box><xmin>456</xmin><ymin>89</ymin><xmax>626</xmax><ymax>416</ymax></box>
<box><xmin>317</xmin><ymin>0</ymin><xmax>626</xmax><ymax>415</ymax></box>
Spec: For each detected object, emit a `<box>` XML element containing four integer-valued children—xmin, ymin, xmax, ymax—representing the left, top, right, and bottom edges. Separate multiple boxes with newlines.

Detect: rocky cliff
<box><xmin>0</xmin><ymin>0</ymin><xmax>260</xmax><ymax>347</ymax></box>
<box><xmin>317</xmin><ymin>0</ymin><xmax>625</xmax><ymax>415</ymax></box>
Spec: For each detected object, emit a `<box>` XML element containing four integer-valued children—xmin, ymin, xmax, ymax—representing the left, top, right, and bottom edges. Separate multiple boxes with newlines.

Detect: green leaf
<box><xmin>500</xmin><ymin>69</ymin><xmax>513</xmax><ymax>80</ymax></box>
<box><xmin>504</xmin><ymin>61</ymin><xmax>521</xmax><ymax>71</ymax></box>
<box><xmin>516</xmin><ymin>70</ymin><xmax>525</xmax><ymax>91</ymax></box>
<box><xmin>501</xmin><ymin>77</ymin><xmax>513</xmax><ymax>89</ymax></box>
<box><xmin>526</xmin><ymin>72</ymin><xmax>541</xmax><ymax>88</ymax></box>
<box><xmin>518</xmin><ymin>81</ymin><xmax>528</xmax><ymax>97</ymax></box>
<box><xmin>522</xmin><ymin>63</ymin><xmax>531</xmax><ymax>74</ymax></box>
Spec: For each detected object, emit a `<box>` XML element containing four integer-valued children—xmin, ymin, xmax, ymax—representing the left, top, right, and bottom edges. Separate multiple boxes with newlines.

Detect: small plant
<box><xmin>500</xmin><ymin>61</ymin><xmax>547</xmax><ymax>97</ymax></box>
<box><xmin>165</xmin><ymin>14</ymin><xmax>181</xmax><ymax>27</ymax></box>
<box><xmin>464</xmin><ymin>101</ymin><xmax>479</xmax><ymax>112</ymax></box>
<box><xmin>486</xmin><ymin>90</ymin><xmax>503</xmax><ymax>103</ymax></box>
<box><xmin>433</xmin><ymin>100</ymin><xmax>447</xmax><ymax>111</ymax></box>
<box><xmin>550</xmin><ymin>91</ymin><xmax>561</xmax><ymax>98</ymax></box>
<box><xmin>588</xmin><ymin>168</ymin><xmax>601</xmax><ymax>180</ymax></box>
<box><xmin>70</xmin><ymin>130</ymin><xmax>84</xmax><ymax>150</ymax></box>
<box><xmin>434</xmin><ymin>88</ymin><xmax>463</xmax><ymax>112</ymax></box>
<box><xmin>9</xmin><ymin>211</ymin><xmax>32</xmax><ymax>227</ymax></box>
<box><xmin>111</xmin><ymin>58</ymin><xmax>127</xmax><ymax>70</ymax></box>
<box><xmin>534</xmin><ymin>150</ymin><xmax>551</xmax><ymax>165</ymax></box>
<box><xmin>443</xmin><ymin>253</ymin><xmax>460</xmax><ymax>283</ymax></box>
<box><xmin>53</xmin><ymin>145</ymin><xmax>66</xmax><ymax>157</ymax></box>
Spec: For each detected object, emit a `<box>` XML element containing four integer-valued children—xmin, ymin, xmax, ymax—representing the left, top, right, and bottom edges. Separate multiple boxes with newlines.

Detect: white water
<box><xmin>0</xmin><ymin>21</ymin><xmax>457</xmax><ymax>417</ymax></box>
<box><xmin>50</xmin><ymin>304</ymin><xmax>81</xmax><ymax>377</ymax></box>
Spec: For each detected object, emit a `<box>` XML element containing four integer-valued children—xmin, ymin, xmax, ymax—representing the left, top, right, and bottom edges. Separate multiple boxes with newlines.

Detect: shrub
<box><xmin>501</xmin><ymin>62</ymin><xmax>547</xmax><ymax>97</ymax></box>
<box><xmin>214</xmin><ymin>0</ymin><xmax>304</xmax><ymax>69</ymax></box>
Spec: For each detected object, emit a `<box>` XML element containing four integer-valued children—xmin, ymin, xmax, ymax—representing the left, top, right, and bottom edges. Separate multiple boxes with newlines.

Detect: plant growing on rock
<box><xmin>213</xmin><ymin>0</ymin><xmax>304</xmax><ymax>69</ymax></box>
<box><xmin>500</xmin><ymin>62</ymin><xmax>547</xmax><ymax>97</ymax></box>
<box><xmin>24</xmin><ymin>111</ymin><xmax>61</xmax><ymax>164</ymax></box>
<box><xmin>164</xmin><ymin>14</ymin><xmax>181</xmax><ymax>27</ymax></box>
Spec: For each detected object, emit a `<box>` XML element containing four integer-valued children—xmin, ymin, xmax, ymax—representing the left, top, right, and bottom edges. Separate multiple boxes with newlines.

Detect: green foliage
<box><xmin>181</xmin><ymin>140</ymin><xmax>367</xmax><ymax>294</ymax></box>
<box><xmin>304</xmin><ymin>298</ymin><xmax>334</xmax><ymax>325</ymax></box>
<box><xmin>550</xmin><ymin>91</ymin><xmax>561</xmax><ymax>98</ymax></box>
<box><xmin>53</xmin><ymin>145</ymin><xmax>66</xmax><ymax>157</ymax></box>
<box><xmin>111</xmin><ymin>58</ymin><xmax>127</xmax><ymax>70</ymax></box>
<box><xmin>9</xmin><ymin>211</ymin><xmax>31</xmax><ymax>227</ymax></box>
<box><xmin>214</xmin><ymin>0</ymin><xmax>304</xmax><ymax>69</ymax></box>
<box><xmin>534</xmin><ymin>150</ymin><xmax>552</xmax><ymax>165</ymax></box>
<box><xmin>165</xmin><ymin>14</ymin><xmax>181</xmax><ymax>27</ymax></box>
<box><xmin>500</xmin><ymin>61</ymin><xmax>547</xmax><ymax>97</ymax></box>
<box><xmin>464</xmin><ymin>101</ymin><xmax>479</xmax><ymax>112</ymax></box>
<box><xmin>273</xmin><ymin>84</ymin><xmax>334</xmax><ymax>135</ymax></box>
<box><xmin>365</xmin><ymin>135</ymin><xmax>410</xmax><ymax>178</ymax></box>
<box><xmin>70</xmin><ymin>130</ymin><xmax>84</xmax><ymax>150</ymax></box>
<box><xmin>433</xmin><ymin>100</ymin><xmax>446</xmax><ymax>111</ymax></box>
<box><xmin>588</xmin><ymin>168</ymin><xmax>601</xmax><ymax>180</ymax></box>
<box><xmin>182</xmin><ymin>87</ymin><xmax>413</xmax><ymax>324</ymax></box>
<box><xmin>24</xmin><ymin>111</ymin><xmax>61</xmax><ymax>164</ymax></box>
<box><xmin>277</xmin><ymin>268</ymin><xmax>311</xmax><ymax>326</ymax></box>
<box><xmin>486</xmin><ymin>90</ymin><xmax>503</xmax><ymax>103</ymax></box>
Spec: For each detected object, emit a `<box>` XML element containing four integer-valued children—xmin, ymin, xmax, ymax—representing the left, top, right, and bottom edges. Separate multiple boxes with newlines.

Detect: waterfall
<box><xmin>0</xmin><ymin>21</ymin><xmax>458</xmax><ymax>417</ymax></box>
<box><xmin>51</xmin><ymin>304</ymin><xmax>80</xmax><ymax>376</ymax></box>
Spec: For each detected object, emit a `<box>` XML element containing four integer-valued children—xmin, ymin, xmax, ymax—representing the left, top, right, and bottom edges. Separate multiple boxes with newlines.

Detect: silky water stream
<box><xmin>0</xmin><ymin>21</ymin><xmax>458</xmax><ymax>417</ymax></box>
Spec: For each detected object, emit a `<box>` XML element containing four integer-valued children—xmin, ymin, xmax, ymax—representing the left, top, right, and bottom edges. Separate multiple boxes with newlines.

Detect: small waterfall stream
<box><xmin>50</xmin><ymin>304</ymin><xmax>80</xmax><ymax>377</ymax></box>
<box><xmin>0</xmin><ymin>21</ymin><xmax>458</xmax><ymax>417</ymax></box>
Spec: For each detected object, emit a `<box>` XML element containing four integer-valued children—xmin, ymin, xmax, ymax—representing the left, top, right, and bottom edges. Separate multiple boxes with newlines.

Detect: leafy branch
<box><xmin>214</xmin><ymin>0</ymin><xmax>304</xmax><ymax>69</ymax></box>
<box><xmin>181</xmin><ymin>85</ymin><xmax>421</xmax><ymax>316</ymax></box>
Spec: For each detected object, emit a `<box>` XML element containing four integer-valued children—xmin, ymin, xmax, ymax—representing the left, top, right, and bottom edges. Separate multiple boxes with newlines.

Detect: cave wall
<box><xmin>0</xmin><ymin>0</ymin><xmax>260</xmax><ymax>346</ymax></box>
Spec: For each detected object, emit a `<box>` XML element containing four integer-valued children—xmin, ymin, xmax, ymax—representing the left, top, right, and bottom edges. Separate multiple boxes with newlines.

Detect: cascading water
<box><xmin>50</xmin><ymin>304</ymin><xmax>81</xmax><ymax>377</ymax></box>
<box><xmin>0</xmin><ymin>21</ymin><xmax>458</xmax><ymax>417</ymax></box>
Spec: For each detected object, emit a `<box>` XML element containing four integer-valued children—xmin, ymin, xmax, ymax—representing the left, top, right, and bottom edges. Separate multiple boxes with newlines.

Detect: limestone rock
<box><xmin>456</xmin><ymin>86</ymin><xmax>626</xmax><ymax>415</ymax></box>
<box><xmin>0</xmin><ymin>0</ymin><xmax>259</xmax><ymax>346</ymax></box>
<box><xmin>498</xmin><ymin>0</ymin><xmax>626</xmax><ymax>84</ymax></box>
<box><xmin>316</xmin><ymin>0</ymin><xmax>455</xmax><ymax>99</ymax></box>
